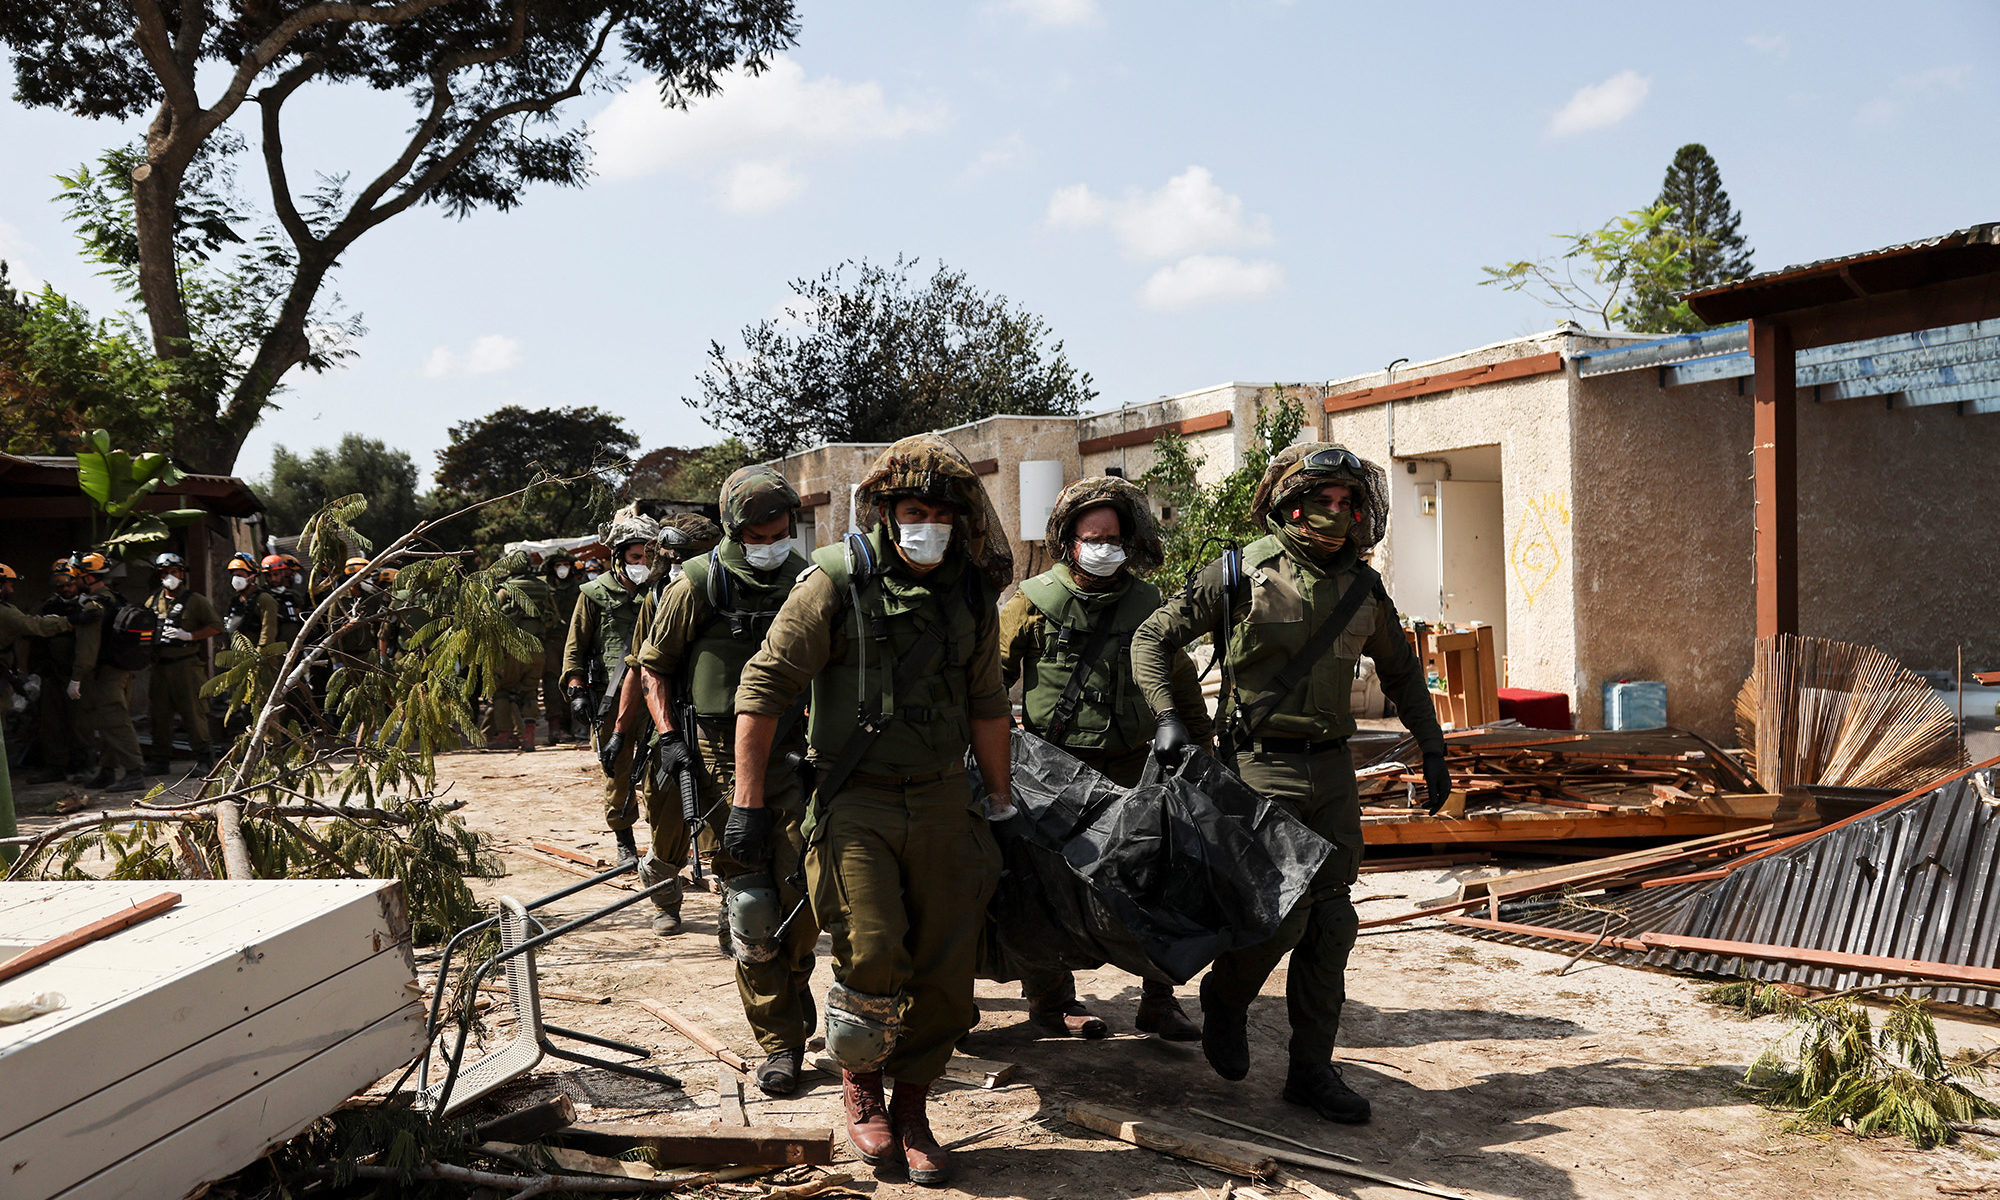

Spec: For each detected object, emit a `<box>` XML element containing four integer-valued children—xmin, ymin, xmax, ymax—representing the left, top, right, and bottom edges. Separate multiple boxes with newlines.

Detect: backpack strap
<box><xmin>1224</xmin><ymin>562</ymin><xmax>1384</xmax><ymax>752</ymax></box>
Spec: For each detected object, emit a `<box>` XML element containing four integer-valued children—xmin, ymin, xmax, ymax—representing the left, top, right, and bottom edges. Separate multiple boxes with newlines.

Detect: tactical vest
<box><xmin>806</xmin><ymin>528</ymin><xmax>989</xmax><ymax>778</ymax></box>
<box><xmin>496</xmin><ymin>575</ymin><xmax>554</xmax><ymax>639</ymax></box>
<box><xmin>576</xmin><ymin>574</ymin><xmax>642</xmax><ymax>681</ymax></box>
<box><xmin>680</xmin><ymin>548</ymin><xmax>806</xmax><ymax>720</ymax></box>
<box><xmin>147</xmin><ymin>590</ymin><xmax>197</xmax><ymax>661</ymax></box>
<box><xmin>227</xmin><ymin>591</ymin><xmax>267</xmax><ymax>644</ymax></box>
<box><xmin>1226</xmin><ymin>534</ymin><xmax>1381</xmax><ymax>741</ymax></box>
<box><xmin>272</xmin><ymin>587</ymin><xmax>305</xmax><ymax>640</ymax></box>
<box><xmin>1018</xmin><ymin>569</ymin><xmax>1158</xmax><ymax>751</ymax></box>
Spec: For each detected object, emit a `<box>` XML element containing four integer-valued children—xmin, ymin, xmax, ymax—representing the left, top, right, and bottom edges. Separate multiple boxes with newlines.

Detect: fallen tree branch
<box><xmin>314</xmin><ymin>1161</ymin><xmax>767</xmax><ymax>1194</ymax></box>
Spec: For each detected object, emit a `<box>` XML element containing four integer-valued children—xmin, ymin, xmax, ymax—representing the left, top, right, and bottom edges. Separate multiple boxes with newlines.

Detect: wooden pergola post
<box><xmin>1749</xmin><ymin>318</ymin><xmax>1798</xmax><ymax>639</ymax></box>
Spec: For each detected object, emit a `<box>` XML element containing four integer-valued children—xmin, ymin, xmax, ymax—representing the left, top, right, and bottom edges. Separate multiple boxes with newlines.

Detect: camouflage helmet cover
<box><xmin>718</xmin><ymin>465</ymin><xmax>801</xmax><ymax>537</ymax></box>
<box><xmin>601</xmin><ymin>503</ymin><xmax>662</xmax><ymax>554</ymax></box>
<box><xmin>1046</xmin><ymin>476</ymin><xmax>1164</xmax><ymax>575</ymax></box>
<box><xmin>1250</xmin><ymin>442</ymin><xmax>1390</xmax><ymax>550</ymax></box>
<box><xmin>656</xmin><ymin>512</ymin><xmax>723</xmax><ymax>561</ymax></box>
<box><xmin>857</xmin><ymin>433</ymin><xmax>1014</xmax><ymax>590</ymax></box>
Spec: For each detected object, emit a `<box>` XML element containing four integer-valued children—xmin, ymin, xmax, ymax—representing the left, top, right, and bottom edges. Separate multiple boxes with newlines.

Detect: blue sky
<box><xmin>3</xmin><ymin>0</ymin><xmax>1997</xmax><ymax>486</ymax></box>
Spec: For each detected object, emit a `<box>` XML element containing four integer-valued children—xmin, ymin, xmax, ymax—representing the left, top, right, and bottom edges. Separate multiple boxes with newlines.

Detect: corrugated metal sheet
<box><xmin>1460</xmin><ymin>770</ymin><xmax>2000</xmax><ymax>1009</ymax></box>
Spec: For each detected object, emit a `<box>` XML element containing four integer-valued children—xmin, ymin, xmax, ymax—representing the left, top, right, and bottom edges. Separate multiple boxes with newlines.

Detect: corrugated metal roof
<box><xmin>1461</xmin><ymin>769</ymin><xmax>2000</xmax><ymax>1009</ymax></box>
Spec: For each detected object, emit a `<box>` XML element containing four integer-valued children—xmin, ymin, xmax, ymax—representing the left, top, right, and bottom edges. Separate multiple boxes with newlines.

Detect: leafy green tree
<box><xmin>692</xmin><ymin>257</ymin><xmax>1097</xmax><ymax>458</ymax></box>
<box><xmin>430</xmin><ymin>405</ymin><xmax>636</xmax><ymax>556</ymax></box>
<box><xmin>0</xmin><ymin>262</ymin><xmax>175</xmax><ymax>456</ymax></box>
<box><xmin>1481</xmin><ymin>204</ymin><xmax>1711</xmax><ymax>333</ymax></box>
<box><xmin>261</xmin><ymin>435</ymin><xmax>420</xmax><ymax>547</ymax></box>
<box><xmin>1142</xmin><ymin>392</ymin><xmax>1308</xmax><ymax>585</ymax></box>
<box><xmin>627</xmin><ymin>437</ymin><xmax>756</xmax><ymax>504</ymax></box>
<box><xmin>73</xmin><ymin>428</ymin><xmax>208</xmax><ymax>554</ymax></box>
<box><xmin>1625</xmin><ymin>144</ymin><xmax>1756</xmax><ymax>333</ymax></box>
<box><xmin>0</xmin><ymin>1</ymin><xmax>799</xmax><ymax>475</ymax></box>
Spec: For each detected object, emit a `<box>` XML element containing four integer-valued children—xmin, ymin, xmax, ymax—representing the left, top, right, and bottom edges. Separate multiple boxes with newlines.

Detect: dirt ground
<box><xmin>15</xmin><ymin>744</ymin><xmax>2000</xmax><ymax>1199</ymax></box>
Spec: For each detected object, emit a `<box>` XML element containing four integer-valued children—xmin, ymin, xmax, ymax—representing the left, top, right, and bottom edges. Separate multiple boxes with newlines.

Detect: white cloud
<box><xmin>1046</xmin><ymin>166</ymin><xmax>1273</xmax><ymax>261</ymax></box>
<box><xmin>991</xmin><ymin>0</ymin><xmax>1101</xmax><ymax>29</ymax></box>
<box><xmin>588</xmin><ymin>57</ymin><xmax>945</xmax><ymax>212</ymax></box>
<box><xmin>1546</xmin><ymin>70</ymin><xmax>1651</xmax><ymax>137</ymax></box>
<box><xmin>1140</xmin><ymin>255</ymin><xmax>1284</xmax><ymax>309</ymax></box>
<box><xmin>0</xmin><ymin>220</ymin><xmax>44</xmax><ymax>291</ymax></box>
<box><xmin>1857</xmin><ymin>64</ymin><xmax>1971</xmax><ymax>128</ymax></box>
<box><xmin>421</xmin><ymin>334</ymin><xmax>523</xmax><ymax>379</ymax></box>
<box><xmin>960</xmin><ymin>132</ymin><xmax>1028</xmax><ymax>182</ymax></box>
<box><xmin>1745</xmin><ymin>33</ymin><xmax>1789</xmax><ymax>58</ymax></box>
<box><xmin>718</xmin><ymin>160</ymin><xmax>805</xmax><ymax>214</ymax></box>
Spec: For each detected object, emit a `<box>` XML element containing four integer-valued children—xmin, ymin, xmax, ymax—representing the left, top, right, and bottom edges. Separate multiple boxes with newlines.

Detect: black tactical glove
<box><xmin>597</xmin><ymin>729</ymin><xmax>626</xmax><ymax>777</ymax></box>
<box><xmin>566</xmin><ymin>684</ymin><xmax>592</xmax><ymax>730</ymax></box>
<box><xmin>1153</xmin><ymin>711</ymin><xmax>1194</xmax><ymax>765</ymax></box>
<box><xmin>651</xmin><ymin>729</ymin><xmax>693</xmax><ymax>795</ymax></box>
<box><xmin>1421</xmin><ymin>753</ymin><xmax>1454</xmax><ymax>815</ymax></box>
<box><xmin>723</xmin><ymin>804</ymin><xmax>775</xmax><ymax>865</ymax></box>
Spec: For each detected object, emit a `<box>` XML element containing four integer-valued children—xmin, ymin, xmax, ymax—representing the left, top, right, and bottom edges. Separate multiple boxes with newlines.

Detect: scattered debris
<box><xmin>1737</xmin><ymin>634</ymin><xmax>1968</xmax><ymax>793</ymax></box>
<box><xmin>551</xmin><ymin>1120</ymin><xmax>835</xmax><ymax>1166</ymax></box>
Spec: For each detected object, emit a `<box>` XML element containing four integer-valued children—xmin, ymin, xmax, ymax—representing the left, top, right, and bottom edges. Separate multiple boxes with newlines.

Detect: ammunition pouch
<box><xmin>725</xmin><ymin>872</ymin><xmax>783</xmax><ymax>964</ymax></box>
<box><xmin>824</xmin><ymin>982</ymin><xmax>902</xmax><ymax>1073</ymax></box>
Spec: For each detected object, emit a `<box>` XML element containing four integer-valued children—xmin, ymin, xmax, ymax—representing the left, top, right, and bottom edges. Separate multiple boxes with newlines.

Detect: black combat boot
<box><xmin>756</xmin><ymin>1046</ymin><xmax>804</xmax><ymax>1097</ymax></box>
<box><xmin>1199</xmin><ymin>972</ymin><xmax>1250</xmax><ymax>1081</ymax></box>
<box><xmin>1282</xmin><ymin>1059</ymin><xmax>1372</xmax><ymax>1124</ymax></box>
<box><xmin>613</xmin><ymin>828</ymin><xmax>640</xmax><ymax>864</ymax></box>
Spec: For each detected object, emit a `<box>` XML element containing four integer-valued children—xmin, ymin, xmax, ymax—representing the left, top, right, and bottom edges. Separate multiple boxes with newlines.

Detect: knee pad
<box><xmin>824</xmin><ymin>981</ymin><xmax>903</xmax><ymax>1073</ymax></box>
<box><xmin>725</xmin><ymin>873</ymin><xmax>783</xmax><ymax>964</ymax></box>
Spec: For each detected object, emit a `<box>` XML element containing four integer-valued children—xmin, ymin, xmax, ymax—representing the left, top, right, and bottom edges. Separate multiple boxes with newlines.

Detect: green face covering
<box><xmin>1269</xmin><ymin>499</ymin><xmax>1356</xmax><ymax>566</ymax></box>
<box><xmin>1291</xmin><ymin>499</ymin><xmax>1355</xmax><ymax>543</ymax></box>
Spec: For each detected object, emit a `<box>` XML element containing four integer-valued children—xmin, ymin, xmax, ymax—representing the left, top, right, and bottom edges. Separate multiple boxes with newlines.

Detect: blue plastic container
<box><xmin>1603</xmin><ymin>680</ymin><xmax>1667</xmax><ymax>730</ymax></box>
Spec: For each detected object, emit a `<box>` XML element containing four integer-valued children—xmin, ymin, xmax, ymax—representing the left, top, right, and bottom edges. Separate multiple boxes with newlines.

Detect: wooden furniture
<box><xmin>1405</xmin><ymin>622</ymin><xmax>1501</xmax><ymax>729</ymax></box>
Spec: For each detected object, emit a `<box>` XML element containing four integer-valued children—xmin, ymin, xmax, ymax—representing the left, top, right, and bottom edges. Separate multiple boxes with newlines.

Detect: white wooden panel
<box><xmin>54</xmin><ymin>1003</ymin><xmax>427</xmax><ymax>1200</ymax></box>
<box><xmin>0</xmin><ymin>881</ymin><xmax>410</xmax><ymax>1140</ymax></box>
<box><xmin>3</xmin><ymin>948</ymin><xmax>420</xmax><ymax>1198</ymax></box>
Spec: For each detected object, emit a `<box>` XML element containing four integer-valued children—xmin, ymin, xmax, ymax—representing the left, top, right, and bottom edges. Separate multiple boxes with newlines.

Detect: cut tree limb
<box><xmin>552</xmin><ymin>1121</ymin><xmax>834</xmax><ymax>1166</ymax></box>
<box><xmin>215</xmin><ymin>801</ymin><xmax>253</xmax><ymax>879</ymax></box>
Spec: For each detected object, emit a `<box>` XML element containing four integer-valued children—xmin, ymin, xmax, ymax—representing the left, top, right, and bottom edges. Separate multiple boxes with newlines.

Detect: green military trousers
<box><xmin>483</xmin><ymin>648</ymin><xmax>545</xmax><ymax>742</ymax></box>
<box><xmin>807</xmin><ymin>774</ymin><xmax>1001</xmax><ymax>1086</ymax></box>
<box><xmin>596</xmin><ymin>725</ymin><xmax>681</xmax><ymax>862</ymax></box>
<box><xmin>81</xmin><ymin>667</ymin><xmax>143</xmax><ymax>773</ymax></box>
<box><xmin>1201</xmin><ymin>743</ymin><xmax>1363</xmax><ymax>1065</ymax></box>
<box><xmin>148</xmin><ymin>654</ymin><xmax>211</xmax><ymax>761</ymax></box>
<box><xmin>702</xmin><ymin>729</ymin><xmax>817</xmax><ymax>1054</ymax></box>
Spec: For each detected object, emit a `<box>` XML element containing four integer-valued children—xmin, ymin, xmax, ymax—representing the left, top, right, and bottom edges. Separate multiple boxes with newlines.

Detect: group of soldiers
<box><xmin>537</xmin><ymin>434</ymin><xmax>1449</xmax><ymax>1187</ymax></box>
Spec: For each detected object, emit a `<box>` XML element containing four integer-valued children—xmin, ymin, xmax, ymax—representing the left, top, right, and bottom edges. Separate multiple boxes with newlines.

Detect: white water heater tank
<box><xmin>1018</xmin><ymin>460</ymin><xmax>1065</xmax><ymax>541</ymax></box>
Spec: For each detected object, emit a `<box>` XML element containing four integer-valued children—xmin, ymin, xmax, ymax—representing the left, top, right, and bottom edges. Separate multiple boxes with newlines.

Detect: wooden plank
<box><xmin>968</xmin><ymin>458</ymin><xmax>999</xmax><ymax>476</ymax></box>
<box><xmin>1078</xmin><ymin>409</ymin><xmax>1233</xmax><ymax>455</ymax></box>
<box><xmin>1323</xmin><ymin>351</ymin><xmax>1563</xmax><ymax>412</ymax></box>
<box><xmin>1</xmin><ymin>881</ymin><xmax>409</xmax><ymax>1140</ymax></box>
<box><xmin>1457</xmin><ymin>826</ymin><xmax>1771</xmax><ymax>899</ymax></box>
<box><xmin>717</xmin><ymin>1064</ymin><xmax>747</xmax><ymax>1127</ymax></box>
<box><xmin>2</xmin><ymin>948</ymin><xmax>421</xmax><ymax>1199</ymax></box>
<box><xmin>1750</xmin><ymin>317</ymin><xmax>1799</xmax><ymax>639</ymax></box>
<box><xmin>475</xmin><ymin>1096</ymin><xmax>577</xmax><ymax>1144</ymax></box>
<box><xmin>1066</xmin><ymin>1102</ymin><xmax>1275</xmax><ymax>1178</ymax></box>
<box><xmin>632</xmin><ymin>998</ymin><xmax>750</xmax><ymax>1072</ymax></box>
<box><xmin>59</xmin><ymin>1002</ymin><xmax>425</xmax><ymax>1200</ymax></box>
<box><xmin>810</xmin><ymin>1051</ymin><xmax>1015</xmax><ymax>1089</ymax></box>
<box><xmin>1636</xmin><ymin>932</ymin><xmax>2000</xmax><ymax>989</ymax></box>
<box><xmin>1444</xmin><ymin>915</ymin><xmax>1650</xmax><ymax>952</ymax></box>
<box><xmin>1362</xmin><ymin>811</ymin><xmax>1763</xmax><ymax>846</ymax></box>
<box><xmin>530</xmin><ymin>840</ymin><xmax>604</xmax><ymax>867</ymax></box>
<box><xmin>0</xmin><ymin>891</ymin><xmax>180</xmax><ymax>984</ymax></box>
<box><xmin>514</xmin><ymin>845</ymin><xmax>636</xmax><ymax>890</ymax></box>
<box><xmin>553</xmin><ymin>1121</ymin><xmax>834</xmax><ymax>1166</ymax></box>
<box><xmin>795</xmin><ymin>491</ymin><xmax>831</xmax><ymax>509</ymax></box>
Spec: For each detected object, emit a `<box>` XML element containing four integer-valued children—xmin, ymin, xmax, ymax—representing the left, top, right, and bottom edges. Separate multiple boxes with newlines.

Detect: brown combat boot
<box><xmin>1134</xmin><ymin>980</ymin><xmax>1202</xmax><ymax>1041</ymax></box>
<box><xmin>890</xmin><ymin>1080</ymin><xmax>950</xmax><ymax>1186</ymax></box>
<box><xmin>841</xmin><ymin>1070</ymin><xmax>896</xmax><ymax>1165</ymax></box>
<box><xmin>520</xmin><ymin>720</ymin><xmax>537</xmax><ymax>750</ymax></box>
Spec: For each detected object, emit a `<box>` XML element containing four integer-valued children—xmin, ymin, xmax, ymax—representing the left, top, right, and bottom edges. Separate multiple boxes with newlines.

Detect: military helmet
<box><xmin>856</xmin><ymin>433</ymin><xmax>1015</xmax><ymax>589</ymax></box>
<box><xmin>153</xmin><ymin>552</ymin><xmax>186</xmax><ymax>571</ymax></box>
<box><xmin>601</xmin><ymin>504</ymin><xmax>661</xmax><ymax>555</ymax></box>
<box><xmin>656</xmin><ymin>513</ymin><xmax>723</xmax><ymax>562</ymax></box>
<box><xmin>227</xmin><ymin>551</ymin><xmax>260</xmax><ymax>573</ymax></box>
<box><xmin>1045</xmin><ymin>476</ymin><xmax>1165</xmax><ymax>575</ymax></box>
<box><xmin>1250</xmin><ymin>442</ymin><xmax>1390</xmax><ymax>550</ymax></box>
<box><xmin>73</xmin><ymin>551</ymin><xmax>112</xmax><ymax>576</ymax></box>
<box><xmin>718</xmin><ymin>465</ymin><xmax>801</xmax><ymax>538</ymax></box>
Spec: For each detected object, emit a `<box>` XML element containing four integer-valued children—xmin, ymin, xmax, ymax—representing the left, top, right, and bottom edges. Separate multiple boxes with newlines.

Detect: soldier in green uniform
<box><xmin>542</xmin><ymin>552</ymin><xmax>582</xmax><ymax>742</ymax></box>
<box><xmin>637</xmin><ymin>469</ymin><xmax>813</xmax><ymax>1093</ymax></box>
<box><xmin>2</xmin><ymin>562</ymin><xmax>71</xmax><ymax>836</ymax></box>
<box><xmin>998</xmin><ymin>476</ymin><xmax>1210</xmax><ymax>1042</ymax></box>
<box><xmin>29</xmin><ymin>558</ymin><xmax>88</xmax><ymax>784</ymax></box>
<box><xmin>1132</xmin><ymin>444</ymin><xmax>1450</xmax><ymax>1125</ymax></box>
<box><xmin>733</xmin><ymin>434</ymin><xmax>1012</xmax><ymax>1186</ymax></box>
<box><xmin>623</xmin><ymin>514</ymin><xmax>725</xmax><ymax>868</ymax></box>
<box><xmin>67</xmin><ymin>552</ymin><xmax>147</xmax><ymax>792</ymax></box>
<box><xmin>563</xmin><ymin>514</ymin><xmax>683</xmax><ymax>908</ymax></box>
<box><xmin>483</xmin><ymin>552</ymin><xmax>553</xmax><ymax>750</ymax></box>
<box><xmin>142</xmin><ymin>552</ymin><xmax>222</xmax><ymax>775</ymax></box>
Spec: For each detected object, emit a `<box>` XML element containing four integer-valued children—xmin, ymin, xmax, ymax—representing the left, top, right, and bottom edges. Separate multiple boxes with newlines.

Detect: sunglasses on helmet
<box><xmin>1302</xmin><ymin>447</ymin><xmax>1363</xmax><ymax>473</ymax></box>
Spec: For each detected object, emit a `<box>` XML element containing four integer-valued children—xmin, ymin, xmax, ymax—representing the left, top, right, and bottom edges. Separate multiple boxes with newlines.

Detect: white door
<box><xmin>1436</xmin><ymin>480</ymin><xmax>1507</xmax><ymax>661</ymax></box>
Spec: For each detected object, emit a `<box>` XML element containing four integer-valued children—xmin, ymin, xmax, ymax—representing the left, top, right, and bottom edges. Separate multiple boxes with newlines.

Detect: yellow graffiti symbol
<box><xmin>1511</xmin><ymin>495</ymin><xmax>1568</xmax><ymax>607</ymax></box>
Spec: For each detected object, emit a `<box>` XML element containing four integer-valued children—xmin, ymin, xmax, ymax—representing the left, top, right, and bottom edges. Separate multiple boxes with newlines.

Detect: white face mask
<box><xmin>743</xmin><ymin>541</ymin><xmax>790</xmax><ymax>571</ymax></box>
<box><xmin>666</xmin><ymin>562</ymin><xmax>683</xmax><ymax>583</ymax></box>
<box><xmin>360</xmin><ymin>579</ymin><xmax>377</xmax><ymax>593</ymax></box>
<box><xmin>162</xmin><ymin>573</ymin><xmax>185</xmax><ymax>591</ymax></box>
<box><xmin>554</xmin><ymin>565</ymin><xmax>570</xmax><ymax>579</ymax></box>
<box><xmin>230</xmin><ymin>575</ymin><xmax>251</xmax><ymax>592</ymax></box>
<box><xmin>1074</xmin><ymin>543</ymin><xmax>1127</xmax><ymax>578</ymax></box>
<box><xmin>624</xmin><ymin>562</ymin><xmax>651</xmax><ymax>585</ymax></box>
<box><xmin>897</xmin><ymin>522</ymin><xmax>952</xmax><ymax>567</ymax></box>
<box><xmin>292</xmin><ymin>572</ymin><xmax>304</xmax><ymax>587</ymax></box>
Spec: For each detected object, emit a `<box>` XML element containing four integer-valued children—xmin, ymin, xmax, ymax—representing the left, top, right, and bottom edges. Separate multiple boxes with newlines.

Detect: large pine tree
<box><xmin>1626</xmin><ymin>143</ymin><xmax>1756</xmax><ymax>332</ymax></box>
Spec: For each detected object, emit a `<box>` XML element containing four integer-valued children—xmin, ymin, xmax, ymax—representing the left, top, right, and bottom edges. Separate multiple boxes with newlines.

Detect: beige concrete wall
<box><xmin>1797</xmin><ymin>396</ymin><xmax>2000</xmax><ymax>675</ymax></box>
<box><xmin>770</xmin><ymin>443</ymin><xmax>887</xmax><ymax>554</ymax></box>
<box><xmin>1568</xmin><ymin>375</ymin><xmax>1755</xmax><ymax>743</ymax></box>
<box><xmin>932</xmin><ymin>415</ymin><xmax>1085</xmax><ymax>585</ymax></box>
<box><xmin>1078</xmin><ymin>383</ymin><xmax>1272</xmax><ymax>488</ymax></box>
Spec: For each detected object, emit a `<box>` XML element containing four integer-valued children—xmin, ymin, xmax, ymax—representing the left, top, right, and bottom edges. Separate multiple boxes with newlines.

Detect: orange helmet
<box><xmin>260</xmin><ymin>554</ymin><xmax>289</xmax><ymax>572</ymax></box>
<box><xmin>72</xmin><ymin>551</ymin><xmax>112</xmax><ymax>576</ymax></box>
<box><xmin>0</xmin><ymin>562</ymin><xmax>18</xmax><ymax>583</ymax></box>
<box><xmin>343</xmin><ymin>556</ymin><xmax>370</xmax><ymax>576</ymax></box>
<box><xmin>227</xmin><ymin>551</ymin><xmax>259</xmax><ymax>573</ymax></box>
